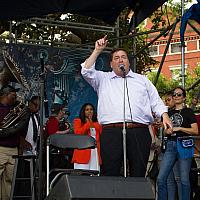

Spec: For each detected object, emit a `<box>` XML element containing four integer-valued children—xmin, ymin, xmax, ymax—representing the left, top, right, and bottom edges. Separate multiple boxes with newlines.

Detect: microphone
<box><xmin>119</xmin><ymin>64</ymin><xmax>125</xmax><ymax>72</ymax></box>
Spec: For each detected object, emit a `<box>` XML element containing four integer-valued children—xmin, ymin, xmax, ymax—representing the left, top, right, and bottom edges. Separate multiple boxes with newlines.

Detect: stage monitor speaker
<box><xmin>45</xmin><ymin>175</ymin><xmax>154</xmax><ymax>200</ymax></box>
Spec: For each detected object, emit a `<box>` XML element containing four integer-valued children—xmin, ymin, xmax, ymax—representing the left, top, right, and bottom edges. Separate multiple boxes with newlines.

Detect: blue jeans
<box><xmin>167</xmin><ymin>161</ymin><xmax>182</xmax><ymax>200</ymax></box>
<box><xmin>157</xmin><ymin>140</ymin><xmax>192</xmax><ymax>200</ymax></box>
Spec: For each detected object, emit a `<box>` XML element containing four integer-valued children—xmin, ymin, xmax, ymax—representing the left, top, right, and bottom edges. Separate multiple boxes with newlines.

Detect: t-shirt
<box><xmin>169</xmin><ymin>108</ymin><xmax>197</xmax><ymax>137</ymax></box>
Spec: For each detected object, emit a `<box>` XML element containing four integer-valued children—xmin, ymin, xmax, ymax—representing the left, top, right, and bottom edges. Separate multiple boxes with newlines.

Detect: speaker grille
<box><xmin>46</xmin><ymin>175</ymin><xmax>155</xmax><ymax>200</ymax></box>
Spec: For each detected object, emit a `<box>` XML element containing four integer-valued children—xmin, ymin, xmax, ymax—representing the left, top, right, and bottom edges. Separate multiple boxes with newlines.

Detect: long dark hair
<box><xmin>79</xmin><ymin>103</ymin><xmax>98</xmax><ymax>124</ymax></box>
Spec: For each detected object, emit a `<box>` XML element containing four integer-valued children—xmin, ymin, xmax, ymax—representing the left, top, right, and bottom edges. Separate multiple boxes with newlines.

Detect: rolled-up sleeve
<box><xmin>81</xmin><ymin>62</ymin><xmax>100</xmax><ymax>91</ymax></box>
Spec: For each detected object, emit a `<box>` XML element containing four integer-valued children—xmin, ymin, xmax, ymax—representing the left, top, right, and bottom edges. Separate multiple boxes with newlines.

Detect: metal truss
<box><xmin>0</xmin><ymin>17</ymin><xmax>118</xmax><ymax>50</ymax></box>
<box><xmin>21</xmin><ymin>17</ymin><xmax>116</xmax><ymax>32</ymax></box>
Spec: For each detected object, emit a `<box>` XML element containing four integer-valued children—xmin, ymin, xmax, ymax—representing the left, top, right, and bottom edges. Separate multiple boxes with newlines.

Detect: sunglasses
<box><xmin>172</xmin><ymin>93</ymin><xmax>183</xmax><ymax>97</ymax></box>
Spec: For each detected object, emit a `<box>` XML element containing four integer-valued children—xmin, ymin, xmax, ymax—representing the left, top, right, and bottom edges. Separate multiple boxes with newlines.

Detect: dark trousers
<box><xmin>100</xmin><ymin>127</ymin><xmax>152</xmax><ymax>177</ymax></box>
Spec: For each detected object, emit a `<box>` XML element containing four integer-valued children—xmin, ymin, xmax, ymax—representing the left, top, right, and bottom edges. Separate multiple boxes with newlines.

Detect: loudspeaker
<box><xmin>45</xmin><ymin>175</ymin><xmax>154</xmax><ymax>200</ymax></box>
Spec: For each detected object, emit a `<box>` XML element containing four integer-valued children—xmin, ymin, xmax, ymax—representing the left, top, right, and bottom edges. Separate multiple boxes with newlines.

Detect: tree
<box><xmin>0</xmin><ymin>8</ymin><xmax>158</xmax><ymax>73</ymax></box>
<box><xmin>148</xmin><ymin>0</ymin><xmax>193</xmax><ymax>30</ymax></box>
<box><xmin>185</xmin><ymin>65</ymin><xmax>200</xmax><ymax>104</ymax></box>
<box><xmin>147</xmin><ymin>65</ymin><xmax>200</xmax><ymax>104</ymax></box>
<box><xmin>147</xmin><ymin>71</ymin><xmax>179</xmax><ymax>96</ymax></box>
<box><xmin>0</xmin><ymin>1</ymin><xmax>194</xmax><ymax>74</ymax></box>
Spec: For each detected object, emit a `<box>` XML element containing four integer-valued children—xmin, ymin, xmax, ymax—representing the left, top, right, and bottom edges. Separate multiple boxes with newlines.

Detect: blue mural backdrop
<box><xmin>0</xmin><ymin>42</ymin><xmax>111</xmax><ymax>124</ymax></box>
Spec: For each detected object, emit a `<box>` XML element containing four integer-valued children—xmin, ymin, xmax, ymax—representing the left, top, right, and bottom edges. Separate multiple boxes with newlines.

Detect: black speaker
<box><xmin>45</xmin><ymin>175</ymin><xmax>155</xmax><ymax>200</ymax></box>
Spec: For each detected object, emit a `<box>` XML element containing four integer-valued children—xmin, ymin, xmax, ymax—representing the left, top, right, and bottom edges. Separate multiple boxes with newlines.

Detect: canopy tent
<box><xmin>180</xmin><ymin>0</ymin><xmax>200</xmax><ymax>45</ymax></box>
<box><xmin>1</xmin><ymin>0</ymin><xmax>167</xmax><ymax>26</ymax></box>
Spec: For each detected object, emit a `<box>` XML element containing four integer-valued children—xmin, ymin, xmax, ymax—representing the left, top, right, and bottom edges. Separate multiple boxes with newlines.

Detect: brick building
<box><xmin>146</xmin><ymin>18</ymin><xmax>200</xmax><ymax>80</ymax></box>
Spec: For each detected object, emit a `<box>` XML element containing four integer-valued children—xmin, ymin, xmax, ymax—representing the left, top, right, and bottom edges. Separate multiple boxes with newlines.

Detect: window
<box><xmin>149</xmin><ymin>45</ymin><xmax>158</xmax><ymax>56</ymax></box>
<box><xmin>169</xmin><ymin>65</ymin><xmax>187</xmax><ymax>80</ymax></box>
<box><xmin>171</xmin><ymin>43</ymin><xmax>182</xmax><ymax>53</ymax></box>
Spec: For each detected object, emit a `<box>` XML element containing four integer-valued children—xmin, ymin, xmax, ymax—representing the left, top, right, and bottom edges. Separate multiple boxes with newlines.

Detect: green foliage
<box><xmin>147</xmin><ymin>71</ymin><xmax>179</xmax><ymax>96</ymax></box>
<box><xmin>63</xmin><ymin>13</ymin><xmax>115</xmax><ymax>44</ymax></box>
<box><xmin>148</xmin><ymin>0</ymin><xmax>193</xmax><ymax>30</ymax></box>
<box><xmin>0</xmin><ymin>8</ymin><xmax>158</xmax><ymax>73</ymax></box>
<box><xmin>185</xmin><ymin>65</ymin><xmax>200</xmax><ymax>104</ymax></box>
<box><xmin>147</xmin><ymin>65</ymin><xmax>200</xmax><ymax>104</ymax></box>
<box><xmin>149</xmin><ymin>9</ymin><xmax>168</xmax><ymax>30</ymax></box>
<box><xmin>0</xmin><ymin>1</ymin><xmax>196</xmax><ymax>78</ymax></box>
<box><xmin>116</xmin><ymin>9</ymin><xmax>159</xmax><ymax>73</ymax></box>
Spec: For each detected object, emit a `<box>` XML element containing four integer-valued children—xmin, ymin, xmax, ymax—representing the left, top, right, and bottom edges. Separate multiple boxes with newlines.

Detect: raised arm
<box><xmin>85</xmin><ymin>35</ymin><xmax>108</xmax><ymax>69</ymax></box>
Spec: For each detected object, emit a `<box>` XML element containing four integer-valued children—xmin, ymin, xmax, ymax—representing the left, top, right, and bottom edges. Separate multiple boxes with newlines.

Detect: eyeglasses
<box><xmin>172</xmin><ymin>93</ymin><xmax>183</xmax><ymax>97</ymax></box>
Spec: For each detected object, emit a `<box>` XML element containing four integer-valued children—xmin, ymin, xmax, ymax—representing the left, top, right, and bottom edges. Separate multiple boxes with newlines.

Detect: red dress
<box><xmin>71</xmin><ymin>118</ymin><xmax>102</xmax><ymax>164</ymax></box>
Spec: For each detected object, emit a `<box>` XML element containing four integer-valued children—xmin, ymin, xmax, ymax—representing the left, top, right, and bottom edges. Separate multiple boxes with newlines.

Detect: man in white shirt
<box><xmin>81</xmin><ymin>36</ymin><xmax>173</xmax><ymax>177</ymax></box>
<box><xmin>20</xmin><ymin>96</ymin><xmax>40</xmax><ymax>155</ymax></box>
<box><xmin>16</xmin><ymin>96</ymin><xmax>40</xmax><ymax>197</ymax></box>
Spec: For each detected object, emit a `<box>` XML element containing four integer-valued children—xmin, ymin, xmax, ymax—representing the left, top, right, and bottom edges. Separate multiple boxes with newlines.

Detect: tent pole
<box><xmin>132</xmin><ymin>15</ymin><xmax>137</xmax><ymax>72</ymax></box>
<box><xmin>181</xmin><ymin>0</ymin><xmax>186</xmax><ymax>89</ymax></box>
<box><xmin>188</xmin><ymin>21</ymin><xmax>200</xmax><ymax>36</ymax></box>
<box><xmin>154</xmin><ymin>18</ymin><xmax>179</xmax><ymax>86</ymax></box>
<box><xmin>38</xmin><ymin>55</ymin><xmax>45</xmax><ymax>200</ymax></box>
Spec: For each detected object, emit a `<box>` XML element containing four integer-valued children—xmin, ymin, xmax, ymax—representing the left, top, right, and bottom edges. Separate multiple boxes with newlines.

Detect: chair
<box><xmin>46</xmin><ymin>133</ymin><xmax>99</xmax><ymax>196</ymax></box>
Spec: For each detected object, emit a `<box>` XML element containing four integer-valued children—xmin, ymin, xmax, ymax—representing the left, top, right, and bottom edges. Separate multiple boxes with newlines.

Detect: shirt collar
<box><xmin>109</xmin><ymin>69</ymin><xmax>136</xmax><ymax>79</ymax></box>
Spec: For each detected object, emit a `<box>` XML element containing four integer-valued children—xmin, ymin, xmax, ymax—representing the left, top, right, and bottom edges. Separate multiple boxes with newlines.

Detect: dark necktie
<box><xmin>31</xmin><ymin>113</ymin><xmax>38</xmax><ymax>142</ymax></box>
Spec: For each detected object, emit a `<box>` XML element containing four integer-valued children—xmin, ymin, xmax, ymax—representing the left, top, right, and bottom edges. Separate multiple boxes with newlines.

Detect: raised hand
<box><xmin>87</xmin><ymin>114</ymin><xmax>93</xmax><ymax>122</ymax></box>
<box><xmin>95</xmin><ymin>35</ymin><xmax>108</xmax><ymax>52</ymax></box>
<box><xmin>85</xmin><ymin>35</ymin><xmax>108</xmax><ymax>68</ymax></box>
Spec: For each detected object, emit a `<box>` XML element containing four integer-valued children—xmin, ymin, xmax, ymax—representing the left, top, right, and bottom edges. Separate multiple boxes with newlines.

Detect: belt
<box><xmin>102</xmin><ymin>122</ymin><xmax>148</xmax><ymax>129</ymax></box>
<box><xmin>167</xmin><ymin>136</ymin><xmax>177</xmax><ymax>141</ymax></box>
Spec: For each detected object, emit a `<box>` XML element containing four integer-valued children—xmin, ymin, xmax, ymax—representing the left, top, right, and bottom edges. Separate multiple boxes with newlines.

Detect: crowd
<box><xmin>0</xmin><ymin>36</ymin><xmax>199</xmax><ymax>200</ymax></box>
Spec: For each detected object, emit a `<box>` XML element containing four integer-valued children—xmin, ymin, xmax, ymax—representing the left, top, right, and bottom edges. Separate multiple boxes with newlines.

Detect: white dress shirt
<box><xmin>24</xmin><ymin>114</ymin><xmax>39</xmax><ymax>155</ymax></box>
<box><xmin>81</xmin><ymin>62</ymin><xmax>168</xmax><ymax>125</ymax></box>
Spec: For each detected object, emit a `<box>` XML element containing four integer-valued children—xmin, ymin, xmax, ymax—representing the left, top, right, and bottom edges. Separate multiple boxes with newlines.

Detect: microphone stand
<box><xmin>38</xmin><ymin>54</ymin><xmax>45</xmax><ymax>200</ymax></box>
<box><xmin>122</xmin><ymin>70</ymin><xmax>127</xmax><ymax>177</ymax></box>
